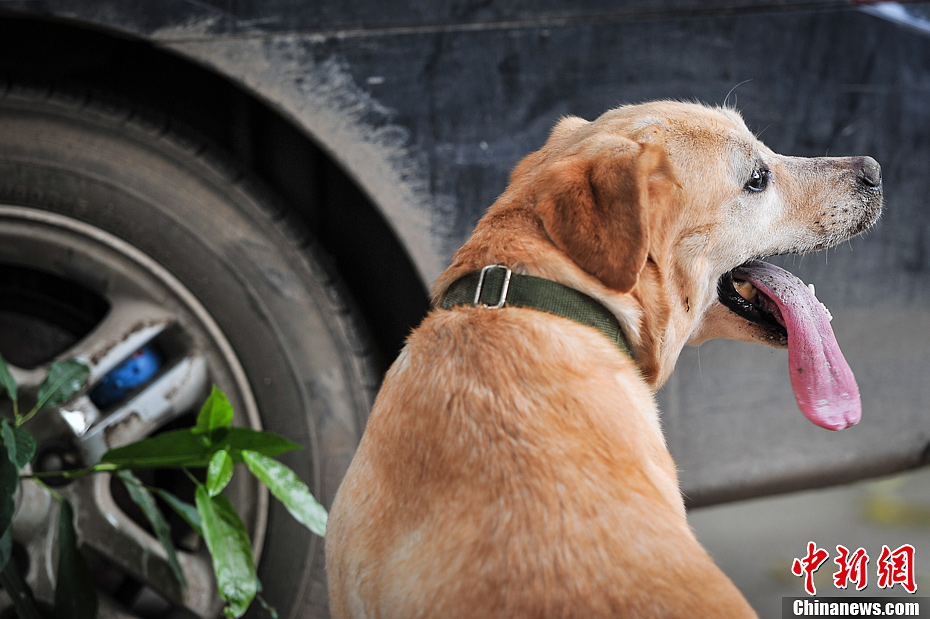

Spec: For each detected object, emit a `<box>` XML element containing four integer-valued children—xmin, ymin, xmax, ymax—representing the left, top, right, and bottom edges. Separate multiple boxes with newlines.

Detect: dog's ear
<box><xmin>535</xmin><ymin>136</ymin><xmax>673</xmax><ymax>293</ymax></box>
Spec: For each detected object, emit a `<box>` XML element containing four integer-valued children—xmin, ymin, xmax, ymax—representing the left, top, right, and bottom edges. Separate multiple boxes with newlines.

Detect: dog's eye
<box><xmin>745</xmin><ymin>167</ymin><xmax>770</xmax><ymax>193</ymax></box>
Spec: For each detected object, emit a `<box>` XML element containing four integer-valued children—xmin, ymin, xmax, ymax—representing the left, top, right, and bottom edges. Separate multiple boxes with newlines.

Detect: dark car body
<box><xmin>3</xmin><ymin>0</ymin><xmax>928</xmax><ymax>501</ymax></box>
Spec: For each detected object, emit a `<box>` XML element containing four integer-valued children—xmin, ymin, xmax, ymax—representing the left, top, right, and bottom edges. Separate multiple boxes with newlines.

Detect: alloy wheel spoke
<box><xmin>64</xmin><ymin>474</ymin><xmax>220</xmax><ymax>617</ymax></box>
<box><xmin>61</xmin><ymin>295</ymin><xmax>174</xmax><ymax>387</ymax></box>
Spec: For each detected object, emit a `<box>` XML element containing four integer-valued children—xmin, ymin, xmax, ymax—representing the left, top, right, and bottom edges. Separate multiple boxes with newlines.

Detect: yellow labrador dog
<box><xmin>326</xmin><ymin>101</ymin><xmax>882</xmax><ymax>617</ymax></box>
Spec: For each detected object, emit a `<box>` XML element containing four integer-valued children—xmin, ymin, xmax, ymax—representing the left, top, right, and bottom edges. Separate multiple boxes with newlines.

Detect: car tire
<box><xmin>0</xmin><ymin>82</ymin><xmax>374</xmax><ymax>617</ymax></box>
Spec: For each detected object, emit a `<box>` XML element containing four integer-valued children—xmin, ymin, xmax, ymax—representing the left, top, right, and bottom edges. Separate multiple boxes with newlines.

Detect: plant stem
<box><xmin>17</xmin><ymin>405</ymin><xmax>42</xmax><ymax>428</ymax></box>
<box><xmin>22</xmin><ymin>462</ymin><xmax>119</xmax><ymax>483</ymax></box>
<box><xmin>32</xmin><ymin>476</ymin><xmax>64</xmax><ymax>503</ymax></box>
<box><xmin>182</xmin><ymin>467</ymin><xmax>200</xmax><ymax>486</ymax></box>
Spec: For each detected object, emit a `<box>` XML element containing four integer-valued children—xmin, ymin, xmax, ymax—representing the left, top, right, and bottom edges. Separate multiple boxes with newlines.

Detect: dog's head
<box><xmin>520</xmin><ymin>101</ymin><xmax>882</xmax><ymax>429</ymax></box>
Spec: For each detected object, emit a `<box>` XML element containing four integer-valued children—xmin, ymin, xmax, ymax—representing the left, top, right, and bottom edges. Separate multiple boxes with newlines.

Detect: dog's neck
<box><xmin>432</xmin><ymin>203</ymin><xmax>694</xmax><ymax>391</ymax></box>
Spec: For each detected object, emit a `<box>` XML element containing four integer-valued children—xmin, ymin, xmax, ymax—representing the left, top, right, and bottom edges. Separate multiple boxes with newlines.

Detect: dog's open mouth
<box><xmin>718</xmin><ymin>269</ymin><xmax>788</xmax><ymax>343</ymax></box>
<box><xmin>718</xmin><ymin>260</ymin><xmax>860</xmax><ymax>431</ymax></box>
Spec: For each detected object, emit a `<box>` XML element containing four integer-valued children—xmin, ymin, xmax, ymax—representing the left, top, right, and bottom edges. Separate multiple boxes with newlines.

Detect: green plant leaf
<box><xmin>0</xmin><ymin>440</ymin><xmax>18</xmax><ymax>538</ymax></box>
<box><xmin>1</xmin><ymin>419</ymin><xmax>36</xmax><ymax>471</ymax></box>
<box><xmin>54</xmin><ymin>500</ymin><xmax>98</xmax><ymax>619</ymax></box>
<box><xmin>242</xmin><ymin>451</ymin><xmax>327</xmax><ymax>537</ymax></box>
<box><xmin>100</xmin><ymin>427</ymin><xmax>301</xmax><ymax>470</ymax></box>
<box><xmin>0</xmin><ymin>540</ymin><xmax>41</xmax><ymax>619</ymax></box>
<box><xmin>0</xmin><ymin>353</ymin><xmax>17</xmax><ymax>405</ymax></box>
<box><xmin>194</xmin><ymin>386</ymin><xmax>234</xmax><ymax>436</ymax></box>
<box><xmin>101</xmin><ymin>428</ymin><xmax>214</xmax><ymax>468</ymax></box>
<box><xmin>220</xmin><ymin>428</ymin><xmax>303</xmax><ymax>459</ymax></box>
<box><xmin>153</xmin><ymin>488</ymin><xmax>203</xmax><ymax>536</ymax></box>
<box><xmin>207</xmin><ymin>449</ymin><xmax>234</xmax><ymax>497</ymax></box>
<box><xmin>36</xmin><ymin>359</ymin><xmax>91</xmax><ymax>411</ymax></box>
<box><xmin>195</xmin><ymin>485</ymin><xmax>258</xmax><ymax>618</ymax></box>
<box><xmin>117</xmin><ymin>471</ymin><xmax>187</xmax><ymax>589</ymax></box>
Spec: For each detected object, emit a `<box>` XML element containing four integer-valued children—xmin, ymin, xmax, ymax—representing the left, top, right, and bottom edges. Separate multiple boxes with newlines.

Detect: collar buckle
<box><xmin>440</xmin><ymin>266</ymin><xmax>632</xmax><ymax>358</ymax></box>
<box><xmin>473</xmin><ymin>264</ymin><xmax>512</xmax><ymax>308</ymax></box>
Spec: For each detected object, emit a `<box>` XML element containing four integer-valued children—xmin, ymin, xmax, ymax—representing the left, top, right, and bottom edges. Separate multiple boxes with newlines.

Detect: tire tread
<box><xmin>0</xmin><ymin>78</ymin><xmax>380</xmax><ymax>410</ymax></box>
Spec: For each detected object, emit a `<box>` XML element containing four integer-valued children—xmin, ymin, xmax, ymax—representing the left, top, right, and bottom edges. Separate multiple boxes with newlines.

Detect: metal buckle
<box><xmin>473</xmin><ymin>265</ymin><xmax>512</xmax><ymax>309</ymax></box>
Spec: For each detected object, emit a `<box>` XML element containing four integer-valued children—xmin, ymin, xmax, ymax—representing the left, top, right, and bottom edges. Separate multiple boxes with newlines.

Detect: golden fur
<box><xmin>326</xmin><ymin>101</ymin><xmax>882</xmax><ymax>617</ymax></box>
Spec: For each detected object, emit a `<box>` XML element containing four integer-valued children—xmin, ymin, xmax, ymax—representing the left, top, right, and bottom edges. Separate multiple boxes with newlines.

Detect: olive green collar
<box><xmin>438</xmin><ymin>265</ymin><xmax>632</xmax><ymax>358</ymax></box>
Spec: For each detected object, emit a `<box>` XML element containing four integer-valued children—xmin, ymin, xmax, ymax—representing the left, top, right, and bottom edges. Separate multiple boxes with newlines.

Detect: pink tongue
<box><xmin>732</xmin><ymin>260</ymin><xmax>860</xmax><ymax>431</ymax></box>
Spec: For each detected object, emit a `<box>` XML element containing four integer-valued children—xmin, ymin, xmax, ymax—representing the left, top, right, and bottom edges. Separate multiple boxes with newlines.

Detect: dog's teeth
<box><xmin>808</xmin><ymin>283</ymin><xmax>816</xmax><ymax>296</ymax></box>
<box><xmin>733</xmin><ymin>280</ymin><xmax>758</xmax><ymax>301</ymax></box>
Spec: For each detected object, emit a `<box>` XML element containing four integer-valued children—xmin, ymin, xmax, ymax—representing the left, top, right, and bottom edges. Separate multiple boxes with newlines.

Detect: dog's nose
<box><xmin>859</xmin><ymin>157</ymin><xmax>882</xmax><ymax>189</ymax></box>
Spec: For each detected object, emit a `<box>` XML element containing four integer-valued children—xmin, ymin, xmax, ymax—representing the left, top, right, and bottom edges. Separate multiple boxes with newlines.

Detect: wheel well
<box><xmin>0</xmin><ymin>16</ymin><xmax>429</xmax><ymax>373</ymax></box>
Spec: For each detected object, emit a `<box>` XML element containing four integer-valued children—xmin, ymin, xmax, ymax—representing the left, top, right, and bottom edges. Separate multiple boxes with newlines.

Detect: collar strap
<box><xmin>438</xmin><ymin>265</ymin><xmax>632</xmax><ymax>358</ymax></box>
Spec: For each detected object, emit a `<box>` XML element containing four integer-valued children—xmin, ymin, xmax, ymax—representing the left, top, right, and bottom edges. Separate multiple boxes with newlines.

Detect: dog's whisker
<box><xmin>696</xmin><ymin>346</ymin><xmax>704</xmax><ymax>384</ymax></box>
<box><xmin>724</xmin><ymin>79</ymin><xmax>754</xmax><ymax>110</ymax></box>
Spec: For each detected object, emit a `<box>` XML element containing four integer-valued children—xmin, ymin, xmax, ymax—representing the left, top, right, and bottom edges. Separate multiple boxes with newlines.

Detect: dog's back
<box><xmin>326</xmin><ymin>307</ymin><xmax>754</xmax><ymax>617</ymax></box>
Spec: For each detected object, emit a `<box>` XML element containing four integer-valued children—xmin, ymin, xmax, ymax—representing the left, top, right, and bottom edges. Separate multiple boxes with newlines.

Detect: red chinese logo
<box><xmin>791</xmin><ymin>542</ymin><xmax>917</xmax><ymax>595</ymax></box>
<box><xmin>792</xmin><ymin>541</ymin><xmax>830</xmax><ymax>596</ymax></box>
<box><xmin>877</xmin><ymin>544</ymin><xmax>917</xmax><ymax>594</ymax></box>
<box><xmin>833</xmin><ymin>545</ymin><xmax>869</xmax><ymax>591</ymax></box>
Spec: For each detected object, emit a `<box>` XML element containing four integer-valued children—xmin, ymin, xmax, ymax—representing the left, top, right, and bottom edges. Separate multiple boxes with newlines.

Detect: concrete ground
<box><xmin>690</xmin><ymin>468</ymin><xmax>930</xmax><ymax>618</ymax></box>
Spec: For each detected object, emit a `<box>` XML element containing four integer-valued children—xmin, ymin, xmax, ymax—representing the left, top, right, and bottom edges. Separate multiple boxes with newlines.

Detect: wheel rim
<box><xmin>0</xmin><ymin>205</ymin><xmax>269</xmax><ymax>617</ymax></box>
